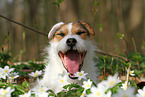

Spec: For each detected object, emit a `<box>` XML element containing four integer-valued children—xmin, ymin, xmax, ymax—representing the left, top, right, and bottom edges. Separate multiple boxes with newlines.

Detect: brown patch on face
<box><xmin>71</xmin><ymin>22</ymin><xmax>90</xmax><ymax>40</ymax></box>
<box><xmin>52</xmin><ymin>21</ymin><xmax>93</xmax><ymax>42</ymax></box>
<box><xmin>53</xmin><ymin>24</ymin><xmax>69</xmax><ymax>42</ymax></box>
<box><xmin>78</xmin><ymin>21</ymin><xmax>95</xmax><ymax>36</ymax></box>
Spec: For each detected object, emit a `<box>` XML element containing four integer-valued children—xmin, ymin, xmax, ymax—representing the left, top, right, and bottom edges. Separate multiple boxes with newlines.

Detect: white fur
<box><xmin>48</xmin><ymin>22</ymin><xmax>64</xmax><ymax>39</ymax></box>
<box><xmin>38</xmin><ymin>23</ymin><xmax>98</xmax><ymax>93</ymax></box>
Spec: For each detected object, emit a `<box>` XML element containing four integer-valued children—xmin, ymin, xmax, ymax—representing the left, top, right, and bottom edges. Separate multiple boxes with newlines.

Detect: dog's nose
<box><xmin>66</xmin><ymin>38</ymin><xmax>77</xmax><ymax>47</ymax></box>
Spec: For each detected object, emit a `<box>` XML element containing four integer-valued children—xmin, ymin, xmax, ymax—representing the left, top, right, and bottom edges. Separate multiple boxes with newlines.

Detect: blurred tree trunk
<box><xmin>60</xmin><ymin>0</ymin><xmax>79</xmax><ymax>22</ymax></box>
<box><xmin>22</xmin><ymin>0</ymin><xmax>41</xmax><ymax>60</ymax></box>
<box><xmin>27</xmin><ymin>0</ymin><xmax>40</xmax><ymax>26</ymax></box>
<box><xmin>125</xmin><ymin>0</ymin><xmax>144</xmax><ymax>54</ymax></box>
<box><xmin>11</xmin><ymin>0</ymin><xmax>23</xmax><ymax>61</ymax></box>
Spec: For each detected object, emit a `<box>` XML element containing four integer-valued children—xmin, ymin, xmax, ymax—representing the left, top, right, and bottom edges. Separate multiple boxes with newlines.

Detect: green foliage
<box><xmin>22</xmin><ymin>80</ymin><xmax>31</xmax><ymax>89</ymax></box>
<box><xmin>9</xmin><ymin>61</ymin><xmax>45</xmax><ymax>77</ymax></box>
<box><xmin>96</xmin><ymin>55</ymin><xmax>124</xmax><ymax>76</ymax></box>
<box><xmin>96</xmin><ymin>52</ymin><xmax>145</xmax><ymax>79</ymax></box>
<box><xmin>52</xmin><ymin>0</ymin><xmax>64</xmax><ymax>8</ymax></box>
<box><xmin>57</xmin><ymin>83</ymin><xmax>84</xmax><ymax>97</ymax></box>
<box><xmin>109</xmin><ymin>82</ymin><xmax>123</xmax><ymax>94</ymax></box>
<box><xmin>0</xmin><ymin>52</ymin><xmax>10</xmax><ymax>68</ymax></box>
<box><xmin>117</xmin><ymin>33</ymin><xmax>124</xmax><ymax>39</ymax></box>
<box><xmin>97</xmin><ymin>24</ymin><xmax>104</xmax><ymax>32</ymax></box>
<box><xmin>128</xmin><ymin>52</ymin><xmax>145</xmax><ymax>63</ymax></box>
<box><xmin>0</xmin><ymin>82</ymin><xmax>27</xmax><ymax>96</ymax></box>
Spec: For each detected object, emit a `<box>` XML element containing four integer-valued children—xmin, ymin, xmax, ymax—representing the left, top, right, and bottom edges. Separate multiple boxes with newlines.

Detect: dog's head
<box><xmin>48</xmin><ymin>21</ymin><xmax>95</xmax><ymax>79</ymax></box>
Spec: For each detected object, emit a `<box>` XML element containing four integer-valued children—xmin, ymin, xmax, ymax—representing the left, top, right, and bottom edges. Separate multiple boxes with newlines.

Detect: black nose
<box><xmin>66</xmin><ymin>38</ymin><xmax>77</xmax><ymax>47</ymax></box>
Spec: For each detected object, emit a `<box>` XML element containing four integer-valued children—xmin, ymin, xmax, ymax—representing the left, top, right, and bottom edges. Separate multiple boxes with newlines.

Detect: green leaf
<box><xmin>86</xmin><ymin>89</ymin><xmax>91</xmax><ymax>94</ymax></box>
<box><xmin>22</xmin><ymin>81</ymin><xmax>30</xmax><ymax>88</ymax></box>
<box><xmin>48</xmin><ymin>90</ymin><xmax>56</xmax><ymax>97</ymax></box>
<box><xmin>8</xmin><ymin>83</ymin><xmax>15</xmax><ymax>89</ymax></box>
<box><xmin>22</xmin><ymin>32</ymin><xmax>26</xmax><ymax>40</ymax></box>
<box><xmin>97</xmin><ymin>24</ymin><xmax>104</xmax><ymax>28</ymax></box>
<box><xmin>15</xmin><ymin>85</ymin><xmax>27</xmax><ymax>94</ymax></box>
<box><xmin>58</xmin><ymin>0</ymin><xmax>64</xmax><ymax>3</ymax></box>
<box><xmin>141</xmin><ymin>62</ymin><xmax>145</xmax><ymax>69</ymax></box>
<box><xmin>134</xmin><ymin>70</ymin><xmax>143</xmax><ymax>77</ymax></box>
<box><xmin>117</xmin><ymin>33</ymin><xmax>124</xmax><ymax>39</ymax></box>
<box><xmin>52</xmin><ymin>2</ymin><xmax>59</xmax><ymax>5</ymax></box>
<box><xmin>0</xmin><ymin>82</ymin><xmax>8</xmax><ymax>87</ymax></box>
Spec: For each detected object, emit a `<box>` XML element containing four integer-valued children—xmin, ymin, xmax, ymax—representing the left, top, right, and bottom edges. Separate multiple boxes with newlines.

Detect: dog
<box><xmin>39</xmin><ymin>21</ymin><xmax>98</xmax><ymax>93</ymax></box>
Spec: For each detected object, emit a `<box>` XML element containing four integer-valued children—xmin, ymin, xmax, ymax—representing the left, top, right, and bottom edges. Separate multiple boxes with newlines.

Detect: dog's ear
<box><xmin>48</xmin><ymin>22</ymin><xmax>64</xmax><ymax>39</ymax></box>
<box><xmin>79</xmin><ymin>21</ymin><xmax>95</xmax><ymax>36</ymax></box>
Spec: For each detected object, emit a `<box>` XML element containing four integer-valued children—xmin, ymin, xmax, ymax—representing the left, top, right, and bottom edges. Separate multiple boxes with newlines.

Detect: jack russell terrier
<box><xmin>39</xmin><ymin>21</ymin><xmax>98</xmax><ymax>93</ymax></box>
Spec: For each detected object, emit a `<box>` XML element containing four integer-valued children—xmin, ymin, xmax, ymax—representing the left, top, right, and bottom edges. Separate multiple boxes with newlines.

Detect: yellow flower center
<box><xmin>60</xmin><ymin>79</ymin><xmax>64</xmax><ymax>83</ymax></box>
<box><xmin>79</xmin><ymin>73</ymin><xmax>83</xmax><ymax>76</ymax></box>
<box><xmin>129</xmin><ymin>71</ymin><xmax>132</xmax><ymax>74</ymax></box>
<box><xmin>40</xmin><ymin>88</ymin><xmax>44</xmax><ymax>93</ymax></box>
<box><xmin>22</xmin><ymin>95</ymin><xmax>27</xmax><ymax>97</ymax></box>
<box><xmin>109</xmin><ymin>81</ymin><xmax>115</xmax><ymax>86</ymax></box>
<box><xmin>81</xmin><ymin>93</ymin><xmax>84</xmax><ymax>96</ymax></box>
<box><xmin>2</xmin><ymin>90</ymin><xmax>7</xmax><ymax>95</ymax></box>
<box><xmin>143</xmin><ymin>93</ymin><xmax>145</xmax><ymax>97</ymax></box>
<box><xmin>34</xmin><ymin>73</ymin><xmax>38</xmax><ymax>76</ymax></box>
<box><xmin>4</xmin><ymin>69</ymin><xmax>8</xmax><ymax>73</ymax></box>
<box><xmin>95</xmin><ymin>91</ymin><xmax>101</xmax><ymax>96</ymax></box>
<box><xmin>11</xmin><ymin>76</ymin><xmax>15</xmax><ymax>79</ymax></box>
<box><xmin>86</xmin><ymin>84</ymin><xmax>90</xmax><ymax>88</ymax></box>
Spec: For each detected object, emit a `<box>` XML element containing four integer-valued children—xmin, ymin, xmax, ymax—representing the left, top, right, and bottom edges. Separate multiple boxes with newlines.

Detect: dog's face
<box><xmin>48</xmin><ymin>21</ymin><xmax>95</xmax><ymax>79</ymax></box>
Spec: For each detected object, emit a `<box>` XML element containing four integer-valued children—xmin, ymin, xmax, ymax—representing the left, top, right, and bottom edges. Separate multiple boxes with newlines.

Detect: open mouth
<box><xmin>59</xmin><ymin>50</ymin><xmax>86</xmax><ymax>79</ymax></box>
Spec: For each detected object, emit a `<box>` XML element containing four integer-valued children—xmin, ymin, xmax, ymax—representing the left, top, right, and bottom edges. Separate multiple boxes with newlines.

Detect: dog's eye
<box><xmin>57</xmin><ymin>33</ymin><xmax>65</xmax><ymax>37</ymax></box>
<box><xmin>77</xmin><ymin>31</ymin><xmax>86</xmax><ymax>35</ymax></box>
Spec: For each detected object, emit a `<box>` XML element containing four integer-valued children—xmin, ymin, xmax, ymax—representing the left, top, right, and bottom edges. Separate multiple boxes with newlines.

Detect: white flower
<box><xmin>37</xmin><ymin>92</ymin><xmax>49</xmax><ymax>97</ymax></box>
<box><xmin>121</xmin><ymin>81</ymin><xmax>130</xmax><ymax>91</ymax></box>
<box><xmin>0</xmin><ymin>69</ymin><xmax>7</xmax><ymax>79</ymax></box>
<box><xmin>127</xmin><ymin>69</ymin><xmax>135</xmax><ymax>76</ymax></box>
<box><xmin>136</xmin><ymin>86</ymin><xmax>145</xmax><ymax>97</ymax></box>
<box><xmin>0</xmin><ymin>66</ymin><xmax>15</xmax><ymax>79</ymax></box>
<box><xmin>102</xmin><ymin>73</ymin><xmax>120</xmax><ymax>89</ymax></box>
<box><xmin>3</xmin><ymin>66</ymin><xmax>15</xmax><ymax>73</ymax></box>
<box><xmin>32</xmin><ymin>85</ymin><xmax>49</xmax><ymax>94</ymax></box>
<box><xmin>82</xmin><ymin>79</ymin><xmax>92</xmax><ymax>90</ymax></box>
<box><xmin>97</xmin><ymin>82</ymin><xmax>107</xmax><ymax>90</ymax></box>
<box><xmin>29</xmin><ymin>70</ymin><xmax>42</xmax><ymax>77</ymax></box>
<box><xmin>19</xmin><ymin>91</ymin><xmax>31</xmax><ymax>97</ymax></box>
<box><xmin>74</xmin><ymin>71</ymin><xmax>88</xmax><ymax>80</ymax></box>
<box><xmin>8</xmin><ymin>72</ymin><xmax>19</xmax><ymax>79</ymax></box>
<box><xmin>0</xmin><ymin>87</ymin><xmax>14</xmax><ymax>97</ymax></box>
<box><xmin>87</xmin><ymin>86</ymin><xmax>105</xmax><ymax>97</ymax></box>
<box><xmin>112</xmin><ymin>87</ymin><xmax>135</xmax><ymax>97</ymax></box>
<box><xmin>57</xmin><ymin>75</ymin><xmax>67</xmax><ymax>85</ymax></box>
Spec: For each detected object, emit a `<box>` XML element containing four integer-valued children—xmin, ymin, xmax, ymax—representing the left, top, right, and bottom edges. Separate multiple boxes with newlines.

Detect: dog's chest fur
<box><xmin>39</xmin><ymin>21</ymin><xmax>98</xmax><ymax>93</ymax></box>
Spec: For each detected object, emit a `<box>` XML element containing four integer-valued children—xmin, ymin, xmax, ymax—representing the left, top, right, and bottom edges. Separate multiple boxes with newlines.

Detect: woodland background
<box><xmin>0</xmin><ymin>0</ymin><xmax>145</xmax><ymax>62</ymax></box>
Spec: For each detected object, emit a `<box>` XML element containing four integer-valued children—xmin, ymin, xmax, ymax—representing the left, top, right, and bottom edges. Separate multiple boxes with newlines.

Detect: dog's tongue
<box><xmin>64</xmin><ymin>50</ymin><xmax>80</xmax><ymax>75</ymax></box>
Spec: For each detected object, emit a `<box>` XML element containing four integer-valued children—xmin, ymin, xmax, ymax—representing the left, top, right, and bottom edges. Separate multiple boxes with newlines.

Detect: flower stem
<box><xmin>126</xmin><ymin>63</ymin><xmax>131</xmax><ymax>90</ymax></box>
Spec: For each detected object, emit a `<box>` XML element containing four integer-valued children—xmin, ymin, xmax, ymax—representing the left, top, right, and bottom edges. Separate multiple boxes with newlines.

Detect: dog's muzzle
<box><xmin>58</xmin><ymin>38</ymin><xmax>86</xmax><ymax>79</ymax></box>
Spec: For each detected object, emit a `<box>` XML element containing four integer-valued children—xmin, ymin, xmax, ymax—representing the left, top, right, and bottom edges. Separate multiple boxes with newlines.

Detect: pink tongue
<box><xmin>64</xmin><ymin>51</ymin><xmax>80</xmax><ymax>75</ymax></box>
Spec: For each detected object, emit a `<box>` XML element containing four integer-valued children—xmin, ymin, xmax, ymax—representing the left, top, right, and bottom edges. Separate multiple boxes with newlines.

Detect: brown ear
<box><xmin>48</xmin><ymin>22</ymin><xmax>64</xmax><ymax>39</ymax></box>
<box><xmin>79</xmin><ymin>21</ymin><xmax>95</xmax><ymax>36</ymax></box>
